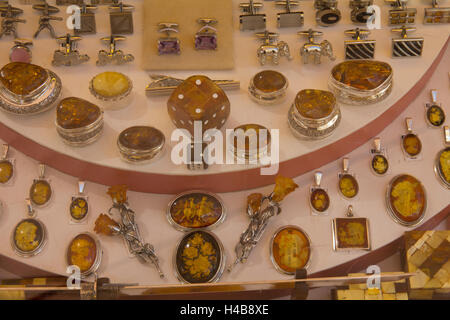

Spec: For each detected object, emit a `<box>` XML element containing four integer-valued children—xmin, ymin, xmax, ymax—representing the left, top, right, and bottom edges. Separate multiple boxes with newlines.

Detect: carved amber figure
<box><xmin>389</xmin><ymin>175</ymin><xmax>426</xmax><ymax>224</ymax></box>
<box><xmin>67</xmin><ymin>234</ymin><xmax>97</xmax><ymax>273</ymax></box>
<box><xmin>107</xmin><ymin>185</ymin><xmax>128</xmax><ymax>204</ymax></box>
<box><xmin>402</xmin><ymin>134</ymin><xmax>422</xmax><ymax>157</ymax></box>
<box><xmin>0</xmin><ymin>62</ymin><xmax>48</xmax><ymax>96</ymax></box>
<box><xmin>57</xmin><ymin>97</ymin><xmax>101</xmax><ymax>129</ymax></box>
<box><xmin>272</xmin><ymin>227</ymin><xmax>311</xmax><ymax>274</ymax></box>
<box><xmin>272</xmin><ymin>175</ymin><xmax>299</xmax><ymax>203</ymax></box>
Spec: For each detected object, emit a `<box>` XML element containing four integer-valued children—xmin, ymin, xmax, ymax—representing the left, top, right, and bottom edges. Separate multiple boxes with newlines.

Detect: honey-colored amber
<box><xmin>107</xmin><ymin>185</ymin><xmax>128</xmax><ymax>204</ymax></box>
<box><xmin>295</xmin><ymin>89</ymin><xmax>335</xmax><ymax>119</ymax></box>
<box><xmin>403</xmin><ymin>133</ymin><xmax>422</xmax><ymax>157</ymax></box>
<box><xmin>253</xmin><ymin>70</ymin><xmax>287</xmax><ymax>93</ymax></box>
<box><xmin>92</xmin><ymin>71</ymin><xmax>130</xmax><ymax>98</ymax></box>
<box><xmin>426</xmin><ymin>105</ymin><xmax>445</xmax><ymax>127</ymax></box>
<box><xmin>247</xmin><ymin>193</ymin><xmax>263</xmax><ymax>213</ymax></box>
<box><xmin>438</xmin><ymin>149</ymin><xmax>450</xmax><ymax>184</ymax></box>
<box><xmin>233</xmin><ymin>124</ymin><xmax>270</xmax><ymax>152</ymax></box>
<box><xmin>335</xmin><ymin>218</ymin><xmax>369</xmax><ymax>249</ymax></box>
<box><xmin>372</xmin><ymin>155</ymin><xmax>389</xmax><ymax>175</ymax></box>
<box><xmin>0</xmin><ymin>62</ymin><xmax>48</xmax><ymax>96</ymax></box>
<box><xmin>167</xmin><ymin>75</ymin><xmax>230</xmax><ymax>135</ymax></box>
<box><xmin>70</xmin><ymin>197</ymin><xmax>88</xmax><ymax>220</ymax></box>
<box><xmin>0</xmin><ymin>160</ymin><xmax>13</xmax><ymax>183</ymax></box>
<box><xmin>332</xmin><ymin>60</ymin><xmax>392</xmax><ymax>91</ymax></box>
<box><xmin>272</xmin><ymin>176</ymin><xmax>299</xmax><ymax>203</ymax></box>
<box><xmin>310</xmin><ymin>188</ymin><xmax>330</xmax><ymax>212</ymax></box>
<box><xmin>339</xmin><ymin>174</ymin><xmax>359</xmax><ymax>198</ymax></box>
<box><xmin>57</xmin><ymin>97</ymin><xmax>101</xmax><ymax>130</ymax></box>
<box><xmin>94</xmin><ymin>213</ymin><xmax>120</xmax><ymax>236</ymax></box>
<box><xmin>14</xmin><ymin>220</ymin><xmax>43</xmax><ymax>252</ymax></box>
<box><xmin>389</xmin><ymin>175</ymin><xmax>426</xmax><ymax>223</ymax></box>
<box><xmin>272</xmin><ymin>227</ymin><xmax>310</xmax><ymax>273</ymax></box>
<box><xmin>29</xmin><ymin>180</ymin><xmax>52</xmax><ymax>206</ymax></box>
<box><xmin>118</xmin><ymin>126</ymin><xmax>164</xmax><ymax>151</ymax></box>
<box><xmin>67</xmin><ymin>234</ymin><xmax>97</xmax><ymax>272</ymax></box>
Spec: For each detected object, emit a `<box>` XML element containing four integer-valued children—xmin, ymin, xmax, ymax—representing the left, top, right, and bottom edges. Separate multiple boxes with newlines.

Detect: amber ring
<box><xmin>248</xmin><ymin>70</ymin><xmax>288</xmax><ymax>105</ymax></box>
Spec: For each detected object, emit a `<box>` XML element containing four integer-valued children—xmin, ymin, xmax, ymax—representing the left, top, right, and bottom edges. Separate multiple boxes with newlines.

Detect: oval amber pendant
<box><xmin>426</xmin><ymin>105</ymin><xmax>445</xmax><ymax>127</ymax></box>
<box><xmin>70</xmin><ymin>197</ymin><xmax>89</xmax><ymax>221</ymax></box>
<box><xmin>29</xmin><ymin>180</ymin><xmax>52</xmax><ymax>206</ymax></box>
<box><xmin>372</xmin><ymin>154</ymin><xmax>389</xmax><ymax>175</ymax></box>
<box><xmin>310</xmin><ymin>189</ymin><xmax>330</xmax><ymax>213</ymax></box>
<box><xmin>67</xmin><ymin>233</ymin><xmax>99</xmax><ymax>274</ymax></box>
<box><xmin>13</xmin><ymin>218</ymin><xmax>46</xmax><ymax>255</ymax></box>
<box><xmin>0</xmin><ymin>160</ymin><xmax>13</xmax><ymax>184</ymax></box>
<box><xmin>402</xmin><ymin>133</ymin><xmax>422</xmax><ymax>157</ymax></box>
<box><xmin>437</xmin><ymin>147</ymin><xmax>450</xmax><ymax>188</ymax></box>
<box><xmin>338</xmin><ymin>174</ymin><xmax>359</xmax><ymax>199</ymax></box>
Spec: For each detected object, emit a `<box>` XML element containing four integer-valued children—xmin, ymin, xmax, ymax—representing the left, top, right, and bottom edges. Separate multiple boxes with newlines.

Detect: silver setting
<box><xmin>109</xmin><ymin>0</ymin><xmax>134</xmax><ymax>35</ymax></box>
<box><xmin>425</xmin><ymin>89</ymin><xmax>446</xmax><ymax>128</ymax></box>
<box><xmin>386</xmin><ymin>0</ymin><xmax>417</xmax><ymax>25</ymax></box>
<box><xmin>309</xmin><ymin>171</ymin><xmax>330</xmax><ymax>216</ymax></box>
<box><xmin>0</xmin><ymin>144</ymin><xmax>15</xmax><ymax>185</ymax></box>
<box><xmin>229</xmin><ymin>124</ymin><xmax>271</xmax><ymax>163</ymax></box>
<box><xmin>276</xmin><ymin>0</ymin><xmax>304</xmax><ymax>28</ymax></box>
<box><xmin>370</xmin><ymin>137</ymin><xmax>390</xmax><ymax>176</ymax></box>
<box><xmin>337</xmin><ymin>157</ymin><xmax>359</xmax><ymax>200</ymax></box>
<box><xmin>401</xmin><ymin>117</ymin><xmax>422</xmax><ymax>160</ymax></box>
<box><xmin>424</xmin><ymin>0</ymin><xmax>450</xmax><ymax>24</ymax></box>
<box><xmin>298</xmin><ymin>29</ymin><xmax>335</xmax><ymax>64</ymax></box>
<box><xmin>239</xmin><ymin>0</ymin><xmax>266</xmax><ymax>31</ymax></box>
<box><xmin>344</xmin><ymin>28</ymin><xmax>375</xmax><ymax>59</ymax></box>
<box><xmin>249</xmin><ymin>70</ymin><xmax>288</xmax><ymax>105</ymax></box>
<box><xmin>166</xmin><ymin>190</ymin><xmax>226</xmax><ymax>232</ymax></box>
<box><xmin>194</xmin><ymin>18</ymin><xmax>217</xmax><ymax>50</ymax></box>
<box><xmin>89</xmin><ymin>72</ymin><xmax>133</xmax><ymax>110</ymax></box>
<box><xmin>117</xmin><ymin>126</ymin><xmax>165</xmax><ymax>164</ymax></box>
<box><xmin>9</xmin><ymin>39</ymin><xmax>33</xmax><ymax>63</ymax></box>
<box><xmin>52</xmin><ymin>34</ymin><xmax>90</xmax><ymax>67</ymax></box>
<box><xmin>0</xmin><ymin>4</ymin><xmax>26</xmax><ymax>39</ymax></box>
<box><xmin>97</xmin><ymin>35</ymin><xmax>134</xmax><ymax>66</ymax></box>
<box><xmin>32</xmin><ymin>1</ymin><xmax>63</xmax><ymax>39</ymax></box>
<box><xmin>269</xmin><ymin>225</ymin><xmax>312</xmax><ymax>275</ymax></box>
<box><xmin>157</xmin><ymin>22</ymin><xmax>180</xmax><ymax>55</ymax></box>
<box><xmin>434</xmin><ymin>126</ymin><xmax>450</xmax><ymax>189</ymax></box>
<box><xmin>350</xmin><ymin>0</ymin><xmax>374</xmax><ymax>24</ymax></box>
<box><xmin>332</xmin><ymin>205</ymin><xmax>371</xmax><ymax>251</ymax></box>
<box><xmin>29</xmin><ymin>164</ymin><xmax>53</xmax><ymax>208</ymax></box>
<box><xmin>69</xmin><ymin>180</ymin><xmax>89</xmax><ymax>223</ymax></box>
<box><xmin>74</xmin><ymin>4</ymin><xmax>97</xmax><ymax>35</ymax></box>
<box><xmin>255</xmin><ymin>30</ymin><xmax>292</xmax><ymax>65</ymax></box>
<box><xmin>66</xmin><ymin>232</ymin><xmax>102</xmax><ymax>278</ymax></box>
<box><xmin>314</xmin><ymin>0</ymin><xmax>341</xmax><ymax>26</ymax></box>
<box><xmin>391</xmin><ymin>26</ymin><xmax>423</xmax><ymax>58</ymax></box>
<box><xmin>186</xmin><ymin>142</ymin><xmax>209</xmax><ymax>170</ymax></box>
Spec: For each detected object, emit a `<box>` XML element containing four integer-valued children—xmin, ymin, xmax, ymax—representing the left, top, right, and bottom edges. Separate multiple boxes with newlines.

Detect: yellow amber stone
<box><xmin>107</xmin><ymin>185</ymin><xmax>128</xmax><ymax>204</ymax></box>
<box><xmin>67</xmin><ymin>234</ymin><xmax>97</xmax><ymax>272</ymax></box>
<box><xmin>70</xmin><ymin>197</ymin><xmax>88</xmax><ymax>220</ymax></box>
<box><xmin>14</xmin><ymin>220</ymin><xmax>42</xmax><ymax>252</ymax></box>
<box><xmin>372</xmin><ymin>154</ymin><xmax>389</xmax><ymax>175</ymax></box>
<box><xmin>332</xmin><ymin>60</ymin><xmax>392</xmax><ymax>91</ymax></box>
<box><xmin>57</xmin><ymin>97</ymin><xmax>101</xmax><ymax>130</ymax></box>
<box><xmin>272</xmin><ymin>227</ymin><xmax>311</xmax><ymax>273</ymax></box>
<box><xmin>389</xmin><ymin>175</ymin><xmax>426</xmax><ymax>223</ymax></box>
<box><xmin>339</xmin><ymin>174</ymin><xmax>359</xmax><ymax>198</ymax></box>
<box><xmin>94</xmin><ymin>213</ymin><xmax>120</xmax><ymax>236</ymax></box>
<box><xmin>272</xmin><ymin>175</ymin><xmax>299</xmax><ymax>203</ymax></box>
<box><xmin>336</xmin><ymin>218</ymin><xmax>369</xmax><ymax>248</ymax></box>
<box><xmin>439</xmin><ymin>149</ymin><xmax>450</xmax><ymax>184</ymax></box>
<box><xmin>310</xmin><ymin>188</ymin><xmax>330</xmax><ymax>212</ymax></box>
<box><xmin>253</xmin><ymin>70</ymin><xmax>287</xmax><ymax>93</ymax></box>
<box><xmin>403</xmin><ymin>134</ymin><xmax>422</xmax><ymax>157</ymax></box>
<box><xmin>426</xmin><ymin>105</ymin><xmax>445</xmax><ymax>127</ymax></box>
<box><xmin>92</xmin><ymin>72</ymin><xmax>130</xmax><ymax>98</ymax></box>
<box><xmin>0</xmin><ymin>62</ymin><xmax>48</xmax><ymax>96</ymax></box>
<box><xmin>0</xmin><ymin>160</ymin><xmax>13</xmax><ymax>183</ymax></box>
<box><xmin>295</xmin><ymin>89</ymin><xmax>336</xmax><ymax>119</ymax></box>
<box><xmin>247</xmin><ymin>193</ymin><xmax>263</xmax><ymax>213</ymax></box>
<box><xmin>29</xmin><ymin>180</ymin><xmax>52</xmax><ymax>206</ymax></box>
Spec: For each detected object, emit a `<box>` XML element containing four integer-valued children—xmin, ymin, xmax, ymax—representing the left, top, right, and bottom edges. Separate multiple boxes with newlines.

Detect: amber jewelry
<box><xmin>425</xmin><ymin>89</ymin><xmax>446</xmax><ymax>128</ymax></box>
<box><xmin>255</xmin><ymin>30</ymin><xmax>292</xmax><ymax>65</ymax></box>
<box><xmin>29</xmin><ymin>164</ymin><xmax>52</xmax><ymax>208</ymax></box>
<box><xmin>332</xmin><ymin>205</ymin><xmax>371</xmax><ymax>251</ymax></box>
<box><xmin>314</xmin><ymin>0</ymin><xmax>341</xmax><ymax>26</ymax></box>
<box><xmin>66</xmin><ymin>233</ymin><xmax>102</xmax><ymax>278</ymax></box>
<box><xmin>0</xmin><ymin>144</ymin><xmax>15</xmax><ymax>185</ymax></box>
<box><xmin>391</xmin><ymin>26</ymin><xmax>424</xmax><ymax>58</ymax></box>
<box><xmin>298</xmin><ymin>29</ymin><xmax>335</xmax><ymax>64</ymax></box>
<box><xmin>424</xmin><ymin>0</ymin><xmax>450</xmax><ymax>24</ymax></box>
<box><xmin>0</xmin><ymin>62</ymin><xmax>62</xmax><ymax>115</ymax></box>
<box><xmin>229</xmin><ymin>124</ymin><xmax>271</xmax><ymax>163</ymax></box>
<box><xmin>109</xmin><ymin>0</ymin><xmax>134</xmax><ymax>35</ymax></box>
<box><xmin>10</xmin><ymin>39</ymin><xmax>33</xmax><ymax>63</ymax></box>
<box><xmin>275</xmin><ymin>0</ymin><xmax>304</xmax><ymax>28</ymax></box>
<box><xmin>117</xmin><ymin>126</ymin><xmax>165</xmax><ymax>164</ymax></box>
<box><xmin>288</xmin><ymin>89</ymin><xmax>341</xmax><ymax>140</ymax></box>
<box><xmin>248</xmin><ymin>70</ymin><xmax>288</xmax><ymax>105</ymax></box>
<box><xmin>10</xmin><ymin>199</ymin><xmax>47</xmax><ymax>257</ymax></box>
<box><xmin>337</xmin><ymin>157</ymin><xmax>359</xmax><ymax>200</ymax></box>
<box><xmin>401</xmin><ymin>117</ymin><xmax>422</xmax><ymax>160</ymax></box>
<box><xmin>434</xmin><ymin>126</ymin><xmax>450</xmax><ymax>189</ymax></box>
<box><xmin>89</xmin><ymin>71</ymin><xmax>133</xmax><ymax>110</ymax></box>
<box><xmin>32</xmin><ymin>1</ymin><xmax>63</xmax><ymax>39</ymax></box>
<box><xmin>239</xmin><ymin>0</ymin><xmax>266</xmax><ymax>31</ymax></box>
<box><xmin>69</xmin><ymin>181</ymin><xmax>89</xmax><ymax>223</ymax></box>
<box><xmin>157</xmin><ymin>23</ymin><xmax>180</xmax><ymax>55</ymax></box>
<box><xmin>186</xmin><ymin>142</ymin><xmax>209</xmax><ymax>170</ymax></box>
<box><xmin>309</xmin><ymin>171</ymin><xmax>330</xmax><ymax>216</ymax></box>
<box><xmin>385</xmin><ymin>0</ymin><xmax>416</xmax><ymax>25</ymax></box>
<box><xmin>52</xmin><ymin>34</ymin><xmax>90</xmax><ymax>67</ymax></box>
<box><xmin>0</xmin><ymin>4</ymin><xmax>26</xmax><ymax>39</ymax></box>
<box><xmin>349</xmin><ymin>0</ymin><xmax>374</xmax><ymax>24</ymax></box>
<box><xmin>74</xmin><ymin>4</ymin><xmax>97</xmax><ymax>35</ymax></box>
<box><xmin>370</xmin><ymin>137</ymin><xmax>389</xmax><ymax>176</ymax></box>
<box><xmin>195</xmin><ymin>18</ymin><xmax>218</xmax><ymax>50</ymax></box>
<box><xmin>344</xmin><ymin>28</ymin><xmax>375</xmax><ymax>60</ymax></box>
<box><xmin>97</xmin><ymin>35</ymin><xmax>134</xmax><ymax>66</ymax></box>
<box><xmin>328</xmin><ymin>60</ymin><xmax>393</xmax><ymax>105</ymax></box>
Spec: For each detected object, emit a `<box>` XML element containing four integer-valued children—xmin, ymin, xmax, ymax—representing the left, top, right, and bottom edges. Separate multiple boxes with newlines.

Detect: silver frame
<box><xmin>69</xmin><ymin>195</ymin><xmax>89</xmax><ymax>224</ymax></box>
<box><xmin>117</xmin><ymin>126</ymin><xmax>165</xmax><ymax>164</ymax></box>
<box><xmin>434</xmin><ymin>147</ymin><xmax>450</xmax><ymax>189</ymax></box>
<box><xmin>337</xmin><ymin>172</ymin><xmax>359</xmax><ymax>200</ymax></box>
<box><xmin>248</xmin><ymin>70</ymin><xmax>289</xmax><ymax>105</ymax></box>
<box><xmin>269</xmin><ymin>225</ymin><xmax>312</xmax><ymax>275</ymax></box>
<box><xmin>29</xmin><ymin>178</ymin><xmax>53</xmax><ymax>208</ymax></box>
<box><xmin>166</xmin><ymin>190</ymin><xmax>226</xmax><ymax>232</ymax></box>
<box><xmin>332</xmin><ymin>217</ymin><xmax>371</xmax><ymax>251</ymax></box>
<box><xmin>66</xmin><ymin>232</ymin><xmax>102</xmax><ymax>278</ymax></box>
<box><xmin>385</xmin><ymin>174</ymin><xmax>427</xmax><ymax>227</ymax></box>
<box><xmin>173</xmin><ymin>230</ymin><xmax>226</xmax><ymax>284</ymax></box>
<box><xmin>11</xmin><ymin>218</ymin><xmax>47</xmax><ymax>258</ymax></box>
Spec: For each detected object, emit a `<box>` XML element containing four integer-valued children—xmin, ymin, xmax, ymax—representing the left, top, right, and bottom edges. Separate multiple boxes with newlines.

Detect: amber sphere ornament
<box><xmin>29</xmin><ymin>164</ymin><xmax>52</xmax><ymax>207</ymax></box>
<box><xmin>167</xmin><ymin>75</ymin><xmax>230</xmax><ymax>136</ymax></box>
<box><xmin>328</xmin><ymin>60</ymin><xmax>393</xmax><ymax>105</ymax></box>
<box><xmin>67</xmin><ymin>233</ymin><xmax>102</xmax><ymax>277</ymax></box>
<box><xmin>117</xmin><ymin>126</ymin><xmax>165</xmax><ymax>163</ymax></box>
<box><xmin>0</xmin><ymin>62</ymin><xmax>62</xmax><ymax>115</ymax></box>
<box><xmin>248</xmin><ymin>70</ymin><xmax>288</xmax><ymax>105</ymax></box>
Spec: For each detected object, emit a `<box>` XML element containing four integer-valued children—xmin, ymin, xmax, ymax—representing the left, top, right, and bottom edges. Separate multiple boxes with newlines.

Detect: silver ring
<box><xmin>248</xmin><ymin>70</ymin><xmax>288</xmax><ymax>105</ymax></box>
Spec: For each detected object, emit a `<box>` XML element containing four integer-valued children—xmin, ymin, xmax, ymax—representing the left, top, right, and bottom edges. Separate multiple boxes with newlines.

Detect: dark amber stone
<box><xmin>372</xmin><ymin>154</ymin><xmax>389</xmax><ymax>175</ymax></box>
<box><xmin>29</xmin><ymin>180</ymin><xmax>52</xmax><ymax>206</ymax></box>
<box><xmin>14</xmin><ymin>219</ymin><xmax>44</xmax><ymax>253</ymax></box>
<box><xmin>0</xmin><ymin>62</ymin><xmax>48</xmax><ymax>96</ymax></box>
<box><xmin>272</xmin><ymin>227</ymin><xmax>311</xmax><ymax>274</ymax></box>
<box><xmin>402</xmin><ymin>133</ymin><xmax>422</xmax><ymax>157</ymax></box>
<box><xmin>335</xmin><ymin>218</ymin><xmax>369</xmax><ymax>249</ymax></box>
<box><xmin>0</xmin><ymin>160</ymin><xmax>13</xmax><ymax>183</ymax></box>
<box><xmin>426</xmin><ymin>105</ymin><xmax>445</xmax><ymax>127</ymax></box>
<box><xmin>70</xmin><ymin>197</ymin><xmax>88</xmax><ymax>221</ymax></box>
<box><xmin>67</xmin><ymin>234</ymin><xmax>97</xmax><ymax>273</ymax></box>
<box><xmin>339</xmin><ymin>174</ymin><xmax>359</xmax><ymax>198</ymax></box>
<box><xmin>310</xmin><ymin>188</ymin><xmax>330</xmax><ymax>212</ymax></box>
<box><xmin>57</xmin><ymin>97</ymin><xmax>101</xmax><ymax>130</ymax></box>
<box><xmin>253</xmin><ymin>70</ymin><xmax>287</xmax><ymax>93</ymax></box>
<box><xmin>118</xmin><ymin>126</ymin><xmax>164</xmax><ymax>151</ymax></box>
<box><xmin>295</xmin><ymin>89</ymin><xmax>335</xmax><ymax>119</ymax></box>
<box><xmin>332</xmin><ymin>60</ymin><xmax>392</xmax><ymax>91</ymax></box>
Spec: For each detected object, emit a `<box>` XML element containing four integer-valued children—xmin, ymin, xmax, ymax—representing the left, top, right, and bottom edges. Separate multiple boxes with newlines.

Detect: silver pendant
<box><xmin>109</xmin><ymin>0</ymin><xmax>134</xmax><ymax>35</ymax></box>
<box><xmin>157</xmin><ymin>22</ymin><xmax>180</xmax><ymax>55</ymax></box>
<box><xmin>276</xmin><ymin>0</ymin><xmax>304</xmax><ymax>28</ymax></box>
<box><xmin>434</xmin><ymin>126</ymin><xmax>450</xmax><ymax>189</ymax></box>
<box><xmin>424</xmin><ymin>0</ymin><xmax>450</xmax><ymax>24</ymax></box>
<box><xmin>195</xmin><ymin>18</ymin><xmax>218</xmax><ymax>50</ymax></box>
<box><xmin>425</xmin><ymin>89</ymin><xmax>446</xmax><ymax>128</ymax></box>
<box><xmin>0</xmin><ymin>144</ymin><xmax>15</xmax><ymax>185</ymax></box>
<box><xmin>29</xmin><ymin>164</ymin><xmax>53</xmax><ymax>208</ymax></box>
<box><xmin>52</xmin><ymin>34</ymin><xmax>90</xmax><ymax>67</ymax></box>
<box><xmin>66</xmin><ymin>232</ymin><xmax>102</xmax><ymax>278</ymax></box>
<box><xmin>0</xmin><ymin>4</ymin><xmax>26</xmax><ymax>39</ymax></box>
<box><xmin>9</xmin><ymin>39</ymin><xmax>33</xmax><ymax>63</ymax></box>
<box><xmin>309</xmin><ymin>171</ymin><xmax>330</xmax><ymax>215</ymax></box>
<box><xmin>255</xmin><ymin>30</ymin><xmax>292</xmax><ymax>65</ymax></box>
<box><xmin>32</xmin><ymin>1</ymin><xmax>63</xmax><ymax>39</ymax></box>
<box><xmin>401</xmin><ymin>117</ymin><xmax>422</xmax><ymax>160</ymax></box>
<box><xmin>314</xmin><ymin>0</ymin><xmax>341</xmax><ymax>27</ymax></box>
<box><xmin>74</xmin><ymin>4</ymin><xmax>97</xmax><ymax>35</ymax></box>
<box><xmin>385</xmin><ymin>0</ymin><xmax>417</xmax><ymax>25</ymax></box>
<box><xmin>370</xmin><ymin>137</ymin><xmax>390</xmax><ymax>176</ymax></box>
<box><xmin>298</xmin><ymin>29</ymin><xmax>335</xmax><ymax>64</ymax></box>
<box><xmin>239</xmin><ymin>0</ymin><xmax>266</xmax><ymax>31</ymax></box>
<box><xmin>69</xmin><ymin>181</ymin><xmax>89</xmax><ymax>223</ymax></box>
<box><xmin>96</xmin><ymin>35</ymin><xmax>134</xmax><ymax>66</ymax></box>
<box><xmin>344</xmin><ymin>28</ymin><xmax>375</xmax><ymax>59</ymax></box>
<box><xmin>332</xmin><ymin>205</ymin><xmax>371</xmax><ymax>251</ymax></box>
<box><xmin>349</xmin><ymin>0</ymin><xmax>374</xmax><ymax>24</ymax></box>
<box><xmin>391</xmin><ymin>26</ymin><xmax>423</xmax><ymax>58</ymax></box>
<box><xmin>338</xmin><ymin>157</ymin><xmax>360</xmax><ymax>200</ymax></box>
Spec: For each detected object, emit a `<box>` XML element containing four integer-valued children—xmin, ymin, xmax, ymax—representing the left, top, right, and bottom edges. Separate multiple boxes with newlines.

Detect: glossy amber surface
<box><xmin>29</xmin><ymin>180</ymin><xmax>52</xmax><ymax>206</ymax></box>
<box><xmin>14</xmin><ymin>219</ymin><xmax>43</xmax><ymax>253</ymax></box>
<box><xmin>272</xmin><ymin>176</ymin><xmax>299</xmax><ymax>203</ymax></box>
<box><xmin>118</xmin><ymin>126</ymin><xmax>164</xmax><ymax>151</ymax></box>
<box><xmin>389</xmin><ymin>175</ymin><xmax>426</xmax><ymax>223</ymax></box>
<box><xmin>57</xmin><ymin>97</ymin><xmax>101</xmax><ymax>130</ymax></box>
<box><xmin>402</xmin><ymin>133</ymin><xmax>422</xmax><ymax>157</ymax></box>
<box><xmin>339</xmin><ymin>174</ymin><xmax>359</xmax><ymax>198</ymax></box>
<box><xmin>426</xmin><ymin>105</ymin><xmax>445</xmax><ymax>127</ymax></box>
<box><xmin>372</xmin><ymin>154</ymin><xmax>389</xmax><ymax>175</ymax></box>
<box><xmin>107</xmin><ymin>185</ymin><xmax>128</xmax><ymax>204</ymax></box>
<box><xmin>335</xmin><ymin>218</ymin><xmax>369</xmax><ymax>249</ymax></box>
<box><xmin>295</xmin><ymin>89</ymin><xmax>335</xmax><ymax>119</ymax></box>
<box><xmin>67</xmin><ymin>234</ymin><xmax>97</xmax><ymax>272</ymax></box>
<box><xmin>167</xmin><ymin>76</ymin><xmax>230</xmax><ymax>136</ymax></box>
<box><xmin>332</xmin><ymin>60</ymin><xmax>392</xmax><ymax>91</ymax></box>
<box><xmin>233</xmin><ymin>124</ymin><xmax>270</xmax><ymax>153</ymax></box>
<box><xmin>438</xmin><ymin>148</ymin><xmax>450</xmax><ymax>185</ymax></box>
<box><xmin>0</xmin><ymin>62</ymin><xmax>48</xmax><ymax>96</ymax></box>
<box><xmin>94</xmin><ymin>213</ymin><xmax>120</xmax><ymax>236</ymax></box>
<box><xmin>272</xmin><ymin>227</ymin><xmax>310</xmax><ymax>273</ymax></box>
<box><xmin>247</xmin><ymin>193</ymin><xmax>263</xmax><ymax>213</ymax></box>
<box><xmin>0</xmin><ymin>160</ymin><xmax>13</xmax><ymax>183</ymax></box>
<box><xmin>310</xmin><ymin>188</ymin><xmax>330</xmax><ymax>212</ymax></box>
<box><xmin>92</xmin><ymin>72</ymin><xmax>129</xmax><ymax>98</ymax></box>
<box><xmin>253</xmin><ymin>70</ymin><xmax>287</xmax><ymax>93</ymax></box>
<box><xmin>70</xmin><ymin>197</ymin><xmax>88</xmax><ymax>221</ymax></box>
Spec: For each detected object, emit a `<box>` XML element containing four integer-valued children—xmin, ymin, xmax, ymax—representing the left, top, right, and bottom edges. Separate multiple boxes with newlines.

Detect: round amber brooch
<box><xmin>66</xmin><ymin>233</ymin><xmax>102</xmax><ymax>277</ymax></box>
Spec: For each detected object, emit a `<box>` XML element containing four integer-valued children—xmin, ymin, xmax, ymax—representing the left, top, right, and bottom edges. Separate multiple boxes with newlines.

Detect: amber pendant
<box><xmin>370</xmin><ymin>137</ymin><xmax>389</xmax><ymax>176</ymax></box>
<box><xmin>29</xmin><ymin>164</ymin><xmax>52</xmax><ymax>207</ymax></box>
<box><xmin>425</xmin><ymin>90</ymin><xmax>446</xmax><ymax>128</ymax></box>
<box><xmin>338</xmin><ymin>157</ymin><xmax>359</xmax><ymax>199</ymax></box>
<box><xmin>66</xmin><ymin>233</ymin><xmax>102</xmax><ymax>277</ymax></box>
<box><xmin>401</xmin><ymin>118</ymin><xmax>422</xmax><ymax>159</ymax></box>
<box><xmin>0</xmin><ymin>144</ymin><xmax>14</xmax><ymax>185</ymax></box>
<box><xmin>270</xmin><ymin>225</ymin><xmax>311</xmax><ymax>275</ymax></box>
<box><xmin>434</xmin><ymin>126</ymin><xmax>450</xmax><ymax>189</ymax></box>
<box><xmin>310</xmin><ymin>171</ymin><xmax>330</xmax><ymax>215</ymax></box>
<box><xmin>69</xmin><ymin>181</ymin><xmax>89</xmax><ymax>223</ymax></box>
<box><xmin>332</xmin><ymin>205</ymin><xmax>370</xmax><ymax>251</ymax></box>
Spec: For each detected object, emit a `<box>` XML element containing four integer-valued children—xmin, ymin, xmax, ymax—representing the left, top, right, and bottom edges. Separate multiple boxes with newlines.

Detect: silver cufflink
<box><xmin>424</xmin><ymin>0</ymin><xmax>450</xmax><ymax>24</ymax></box>
<box><xmin>298</xmin><ymin>29</ymin><xmax>335</xmax><ymax>64</ymax></box>
<box><xmin>10</xmin><ymin>39</ymin><xmax>33</xmax><ymax>63</ymax></box>
<box><xmin>157</xmin><ymin>23</ymin><xmax>180</xmax><ymax>55</ymax></box>
<box><xmin>109</xmin><ymin>0</ymin><xmax>134</xmax><ymax>35</ymax></box>
<box><xmin>239</xmin><ymin>0</ymin><xmax>266</xmax><ymax>31</ymax></box>
<box><xmin>74</xmin><ymin>4</ymin><xmax>97</xmax><ymax>35</ymax></box>
<box><xmin>391</xmin><ymin>26</ymin><xmax>423</xmax><ymax>58</ymax></box>
<box><xmin>255</xmin><ymin>30</ymin><xmax>292</xmax><ymax>65</ymax></box>
<box><xmin>276</xmin><ymin>0</ymin><xmax>304</xmax><ymax>28</ymax></box>
<box><xmin>349</xmin><ymin>0</ymin><xmax>374</xmax><ymax>24</ymax></box>
<box><xmin>97</xmin><ymin>35</ymin><xmax>134</xmax><ymax>66</ymax></box>
<box><xmin>33</xmin><ymin>1</ymin><xmax>63</xmax><ymax>39</ymax></box>
<box><xmin>344</xmin><ymin>28</ymin><xmax>375</xmax><ymax>59</ymax></box>
<box><xmin>52</xmin><ymin>33</ymin><xmax>90</xmax><ymax>66</ymax></box>
<box><xmin>314</xmin><ymin>0</ymin><xmax>341</xmax><ymax>27</ymax></box>
<box><xmin>0</xmin><ymin>4</ymin><xmax>26</xmax><ymax>39</ymax></box>
<box><xmin>195</xmin><ymin>18</ymin><xmax>218</xmax><ymax>50</ymax></box>
<box><xmin>385</xmin><ymin>0</ymin><xmax>416</xmax><ymax>25</ymax></box>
